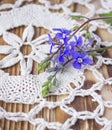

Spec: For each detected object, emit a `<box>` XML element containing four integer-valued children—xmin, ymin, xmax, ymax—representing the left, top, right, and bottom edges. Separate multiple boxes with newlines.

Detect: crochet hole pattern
<box><xmin>0</xmin><ymin>0</ymin><xmax>112</xmax><ymax>130</ymax></box>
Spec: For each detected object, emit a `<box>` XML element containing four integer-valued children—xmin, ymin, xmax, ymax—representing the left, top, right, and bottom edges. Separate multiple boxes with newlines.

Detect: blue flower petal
<box><xmin>53</xmin><ymin>28</ymin><xmax>71</xmax><ymax>45</ymax></box>
<box><xmin>50</xmin><ymin>44</ymin><xmax>53</xmax><ymax>54</ymax></box>
<box><xmin>71</xmin><ymin>51</ymin><xmax>80</xmax><ymax>59</ymax></box>
<box><xmin>83</xmin><ymin>57</ymin><xmax>93</xmax><ymax>65</ymax></box>
<box><xmin>74</xmin><ymin>35</ymin><xmax>83</xmax><ymax>47</ymax></box>
<box><xmin>80</xmin><ymin>52</ymin><xmax>87</xmax><ymax>58</ymax></box>
<box><xmin>74</xmin><ymin>35</ymin><xmax>78</xmax><ymax>41</ymax></box>
<box><xmin>72</xmin><ymin>61</ymin><xmax>81</xmax><ymax>69</ymax></box>
<box><xmin>63</xmin><ymin>47</ymin><xmax>70</xmax><ymax>55</ymax></box>
<box><xmin>53</xmin><ymin>28</ymin><xmax>62</xmax><ymax>32</ymax></box>
<box><xmin>48</xmin><ymin>34</ymin><xmax>54</xmax><ymax>54</ymax></box>
<box><xmin>58</xmin><ymin>55</ymin><xmax>65</xmax><ymax>63</ymax></box>
<box><xmin>62</xmin><ymin>29</ymin><xmax>71</xmax><ymax>35</ymax></box>
<box><xmin>63</xmin><ymin>37</ymin><xmax>69</xmax><ymax>45</ymax></box>
<box><xmin>69</xmin><ymin>41</ymin><xmax>76</xmax><ymax>46</ymax></box>
<box><xmin>53</xmin><ymin>28</ymin><xmax>71</xmax><ymax>35</ymax></box>
<box><xmin>55</xmin><ymin>33</ymin><xmax>63</xmax><ymax>40</ymax></box>
<box><xmin>48</xmin><ymin>34</ymin><xmax>53</xmax><ymax>44</ymax></box>
<box><xmin>77</xmin><ymin>36</ymin><xmax>82</xmax><ymax>46</ymax></box>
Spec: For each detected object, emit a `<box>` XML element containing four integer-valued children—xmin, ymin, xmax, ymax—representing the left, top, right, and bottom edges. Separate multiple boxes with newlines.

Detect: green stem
<box><xmin>88</xmin><ymin>45</ymin><xmax>112</xmax><ymax>53</ymax></box>
<box><xmin>72</xmin><ymin>16</ymin><xmax>112</xmax><ymax>35</ymax></box>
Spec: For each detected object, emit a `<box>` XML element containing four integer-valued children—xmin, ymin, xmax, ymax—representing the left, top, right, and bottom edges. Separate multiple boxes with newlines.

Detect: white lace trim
<box><xmin>0</xmin><ymin>0</ymin><xmax>112</xmax><ymax>130</ymax></box>
<box><xmin>0</xmin><ymin>0</ymin><xmax>33</xmax><ymax>10</ymax></box>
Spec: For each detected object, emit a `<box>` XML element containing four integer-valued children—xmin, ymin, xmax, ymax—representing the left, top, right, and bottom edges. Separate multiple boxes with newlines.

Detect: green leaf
<box><xmin>88</xmin><ymin>51</ymin><xmax>97</xmax><ymax>56</ymax></box>
<box><xmin>42</xmin><ymin>81</ymin><xmax>49</xmax><ymax>88</ymax></box>
<box><xmin>42</xmin><ymin>87</ymin><xmax>49</xmax><ymax>97</ymax></box>
<box><xmin>38</xmin><ymin>64</ymin><xmax>45</xmax><ymax>72</ymax></box>
<box><xmin>95</xmin><ymin>46</ymin><xmax>101</xmax><ymax>50</ymax></box>
<box><xmin>38</xmin><ymin>61</ymin><xmax>51</xmax><ymax>72</ymax></box>
<box><xmin>99</xmin><ymin>12</ymin><xmax>112</xmax><ymax>25</ymax></box>
<box><xmin>38</xmin><ymin>63</ymin><xmax>43</xmax><ymax>71</ymax></box>
<box><xmin>72</xmin><ymin>25</ymin><xmax>79</xmax><ymax>30</ymax></box>
<box><xmin>47</xmin><ymin>67</ymin><xmax>56</xmax><ymax>72</ymax></box>
<box><xmin>48</xmin><ymin>82</ymin><xmax>52</xmax><ymax>89</ymax></box>
<box><xmin>47</xmin><ymin>75</ymin><xmax>53</xmax><ymax>81</ymax></box>
<box><xmin>41</xmin><ymin>56</ymin><xmax>51</xmax><ymax>63</ymax></box>
<box><xmin>84</xmin><ymin>32</ymin><xmax>91</xmax><ymax>39</ymax></box>
<box><xmin>61</xmin><ymin>67</ymin><xmax>65</xmax><ymax>73</ymax></box>
<box><xmin>53</xmin><ymin>77</ymin><xmax>57</xmax><ymax>86</ymax></box>
<box><xmin>80</xmin><ymin>25</ymin><xmax>87</xmax><ymax>32</ymax></box>
<box><xmin>42</xmin><ymin>81</ymin><xmax>52</xmax><ymax>97</ymax></box>
<box><xmin>71</xmin><ymin>15</ymin><xmax>89</xmax><ymax>20</ymax></box>
<box><xmin>44</xmin><ymin>62</ymin><xmax>50</xmax><ymax>68</ymax></box>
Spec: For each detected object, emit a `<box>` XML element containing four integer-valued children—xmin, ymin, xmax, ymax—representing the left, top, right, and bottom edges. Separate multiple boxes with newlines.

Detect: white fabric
<box><xmin>0</xmin><ymin>0</ymin><xmax>112</xmax><ymax>130</ymax></box>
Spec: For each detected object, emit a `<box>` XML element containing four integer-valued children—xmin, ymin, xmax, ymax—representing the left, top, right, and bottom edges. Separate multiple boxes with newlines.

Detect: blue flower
<box><xmin>48</xmin><ymin>29</ymin><xmax>93</xmax><ymax>70</ymax></box>
<box><xmin>63</xmin><ymin>45</ymin><xmax>71</xmax><ymax>55</ymax></box>
<box><xmin>72</xmin><ymin>52</ymin><xmax>93</xmax><ymax>69</ymax></box>
<box><xmin>58</xmin><ymin>54</ymin><xmax>65</xmax><ymax>63</ymax></box>
<box><xmin>82</xmin><ymin>37</ymin><xmax>94</xmax><ymax>51</ymax></box>
<box><xmin>58</xmin><ymin>45</ymin><xmax>72</xmax><ymax>63</ymax></box>
<box><xmin>53</xmin><ymin>28</ymin><xmax>71</xmax><ymax>44</ymax></box>
<box><xmin>62</xmin><ymin>35</ymin><xmax>83</xmax><ymax>56</ymax></box>
<box><xmin>48</xmin><ymin>34</ymin><xmax>55</xmax><ymax>54</ymax></box>
<box><xmin>74</xmin><ymin>35</ymin><xmax>83</xmax><ymax>47</ymax></box>
<box><xmin>64</xmin><ymin>36</ymin><xmax>83</xmax><ymax>54</ymax></box>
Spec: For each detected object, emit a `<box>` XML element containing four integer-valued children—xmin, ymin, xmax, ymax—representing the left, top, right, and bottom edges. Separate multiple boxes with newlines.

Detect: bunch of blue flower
<box><xmin>48</xmin><ymin>28</ymin><xmax>93</xmax><ymax>69</ymax></box>
<box><xmin>38</xmin><ymin>16</ymin><xmax>112</xmax><ymax>97</ymax></box>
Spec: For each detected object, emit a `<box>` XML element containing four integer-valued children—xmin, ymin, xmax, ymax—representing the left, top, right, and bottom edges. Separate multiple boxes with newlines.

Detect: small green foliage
<box><xmin>72</xmin><ymin>25</ymin><xmax>79</xmax><ymax>30</ymax></box>
<box><xmin>42</xmin><ymin>75</ymin><xmax>57</xmax><ymax>97</ymax></box>
<box><xmin>47</xmin><ymin>75</ymin><xmax>53</xmax><ymax>81</ymax></box>
<box><xmin>41</xmin><ymin>56</ymin><xmax>51</xmax><ymax>63</ymax></box>
<box><xmin>42</xmin><ymin>84</ymin><xmax>50</xmax><ymax>97</ymax></box>
<box><xmin>95</xmin><ymin>46</ymin><xmax>101</xmax><ymax>50</ymax></box>
<box><xmin>38</xmin><ymin>64</ymin><xmax>43</xmax><ymax>71</ymax></box>
<box><xmin>42</xmin><ymin>80</ymin><xmax>52</xmax><ymax>97</ymax></box>
<box><xmin>53</xmin><ymin>77</ymin><xmax>57</xmax><ymax>86</ymax></box>
<box><xmin>71</xmin><ymin>15</ymin><xmax>89</xmax><ymax>20</ymax></box>
<box><xmin>38</xmin><ymin>62</ymin><xmax>50</xmax><ymax>72</ymax></box>
<box><xmin>88</xmin><ymin>51</ymin><xmax>97</xmax><ymax>56</ymax></box>
<box><xmin>80</xmin><ymin>25</ymin><xmax>88</xmax><ymax>32</ymax></box>
<box><xmin>99</xmin><ymin>12</ymin><xmax>112</xmax><ymax>25</ymax></box>
<box><xmin>60</xmin><ymin>67</ymin><xmax>65</xmax><ymax>73</ymax></box>
<box><xmin>84</xmin><ymin>32</ymin><xmax>91</xmax><ymax>39</ymax></box>
<box><xmin>45</xmin><ymin>62</ymin><xmax>50</xmax><ymax>68</ymax></box>
<box><xmin>38</xmin><ymin>56</ymin><xmax>51</xmax><ymax>72</ymax></box>
<box><xmin>47</xmin><ymin>67</ymin><xmax>56</xmax><ymax>72</ymax></box>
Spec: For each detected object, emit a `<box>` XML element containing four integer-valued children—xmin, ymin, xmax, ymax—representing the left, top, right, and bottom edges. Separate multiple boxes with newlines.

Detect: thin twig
<box><xmin>72</xmin><ymin>16</ymin><xmax>112</xmax><ymax>35</ymax></box>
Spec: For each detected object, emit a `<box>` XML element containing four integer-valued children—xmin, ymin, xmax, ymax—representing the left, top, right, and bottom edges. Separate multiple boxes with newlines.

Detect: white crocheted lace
<box><xmin>0</xmin><ymin>0</ymin><xmax>112</xmax><ymax>130</ymax></box>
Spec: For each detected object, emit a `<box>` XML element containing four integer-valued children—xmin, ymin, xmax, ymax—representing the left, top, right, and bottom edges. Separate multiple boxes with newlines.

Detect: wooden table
<box><xmin>0</xmin><ymin>0</ymin><xmax>112</xmax><ymax>130</ymax></box>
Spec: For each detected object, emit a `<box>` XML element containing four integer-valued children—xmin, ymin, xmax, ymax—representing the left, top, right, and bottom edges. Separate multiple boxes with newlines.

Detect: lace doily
<box><xmin>0</xmin><ymin>0</ymin><xmax>112</xmax><ymax>130</ymax></box>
